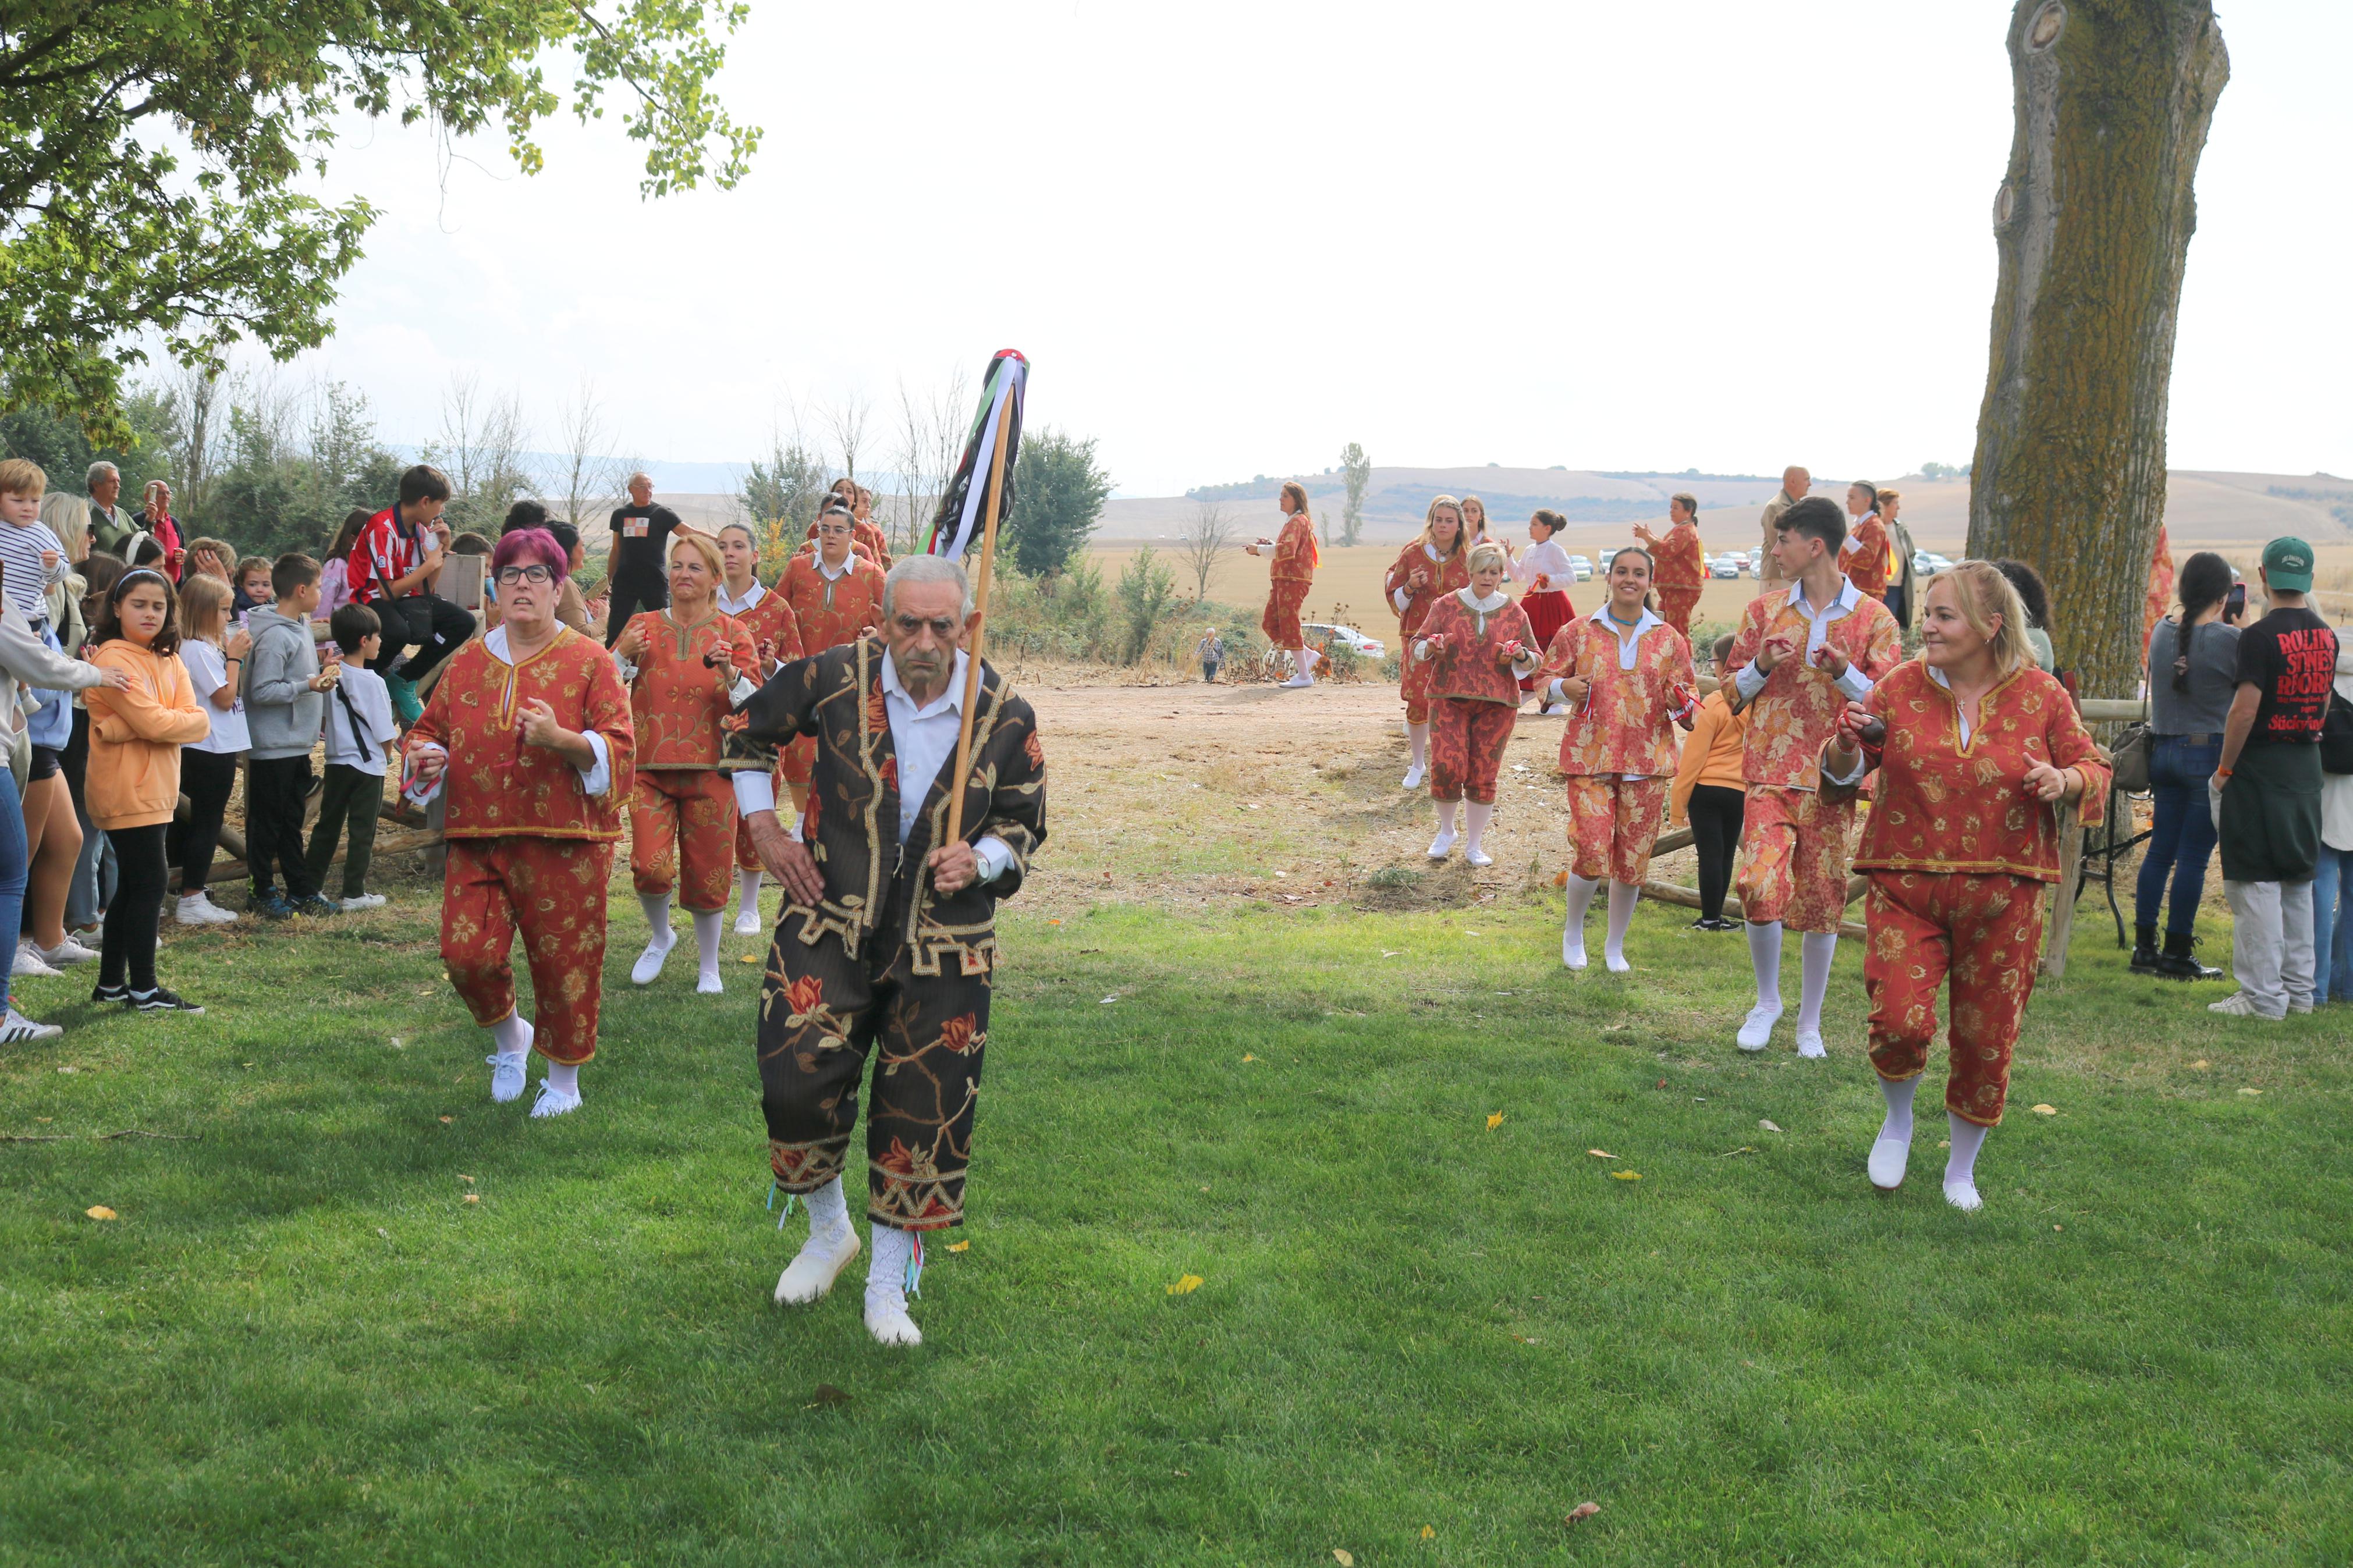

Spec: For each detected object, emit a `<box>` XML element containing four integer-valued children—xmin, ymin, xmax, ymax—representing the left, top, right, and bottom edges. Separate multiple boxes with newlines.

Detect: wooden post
<box><xmin>944</xmin><ymin>390</ymin><xmax>1018</xmax><ymax>844</ymax></box>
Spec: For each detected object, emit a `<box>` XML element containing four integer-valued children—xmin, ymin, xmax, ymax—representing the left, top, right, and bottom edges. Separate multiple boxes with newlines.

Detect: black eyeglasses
<box><xmin>495</xmin><ymin>564</ymin><xmax>554</xmax><ymax>585</ymax></box>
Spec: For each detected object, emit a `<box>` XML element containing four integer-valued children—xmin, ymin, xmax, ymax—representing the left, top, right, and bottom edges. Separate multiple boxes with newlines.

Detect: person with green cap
<box><xmin>2208</xmin><ymin>536</ymin><xmax>2339</xmax><ymax>1019</ymax></box>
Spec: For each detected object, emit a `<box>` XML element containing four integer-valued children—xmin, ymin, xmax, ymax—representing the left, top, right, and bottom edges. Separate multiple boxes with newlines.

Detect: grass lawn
<box><xmin>2</xmin><ymin>872</ymin><xmax>2348</xmax><ymax>1565</ymax></box>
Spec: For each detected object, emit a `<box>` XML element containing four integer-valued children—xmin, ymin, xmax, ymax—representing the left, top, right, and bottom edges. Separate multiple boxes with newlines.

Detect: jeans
<box><xmin>62</xmin><ymin>706</ymin><xmax>114</xmax><ymax>930</ymax></box>
<box><xmin>2135</xmin><ymin>733</ymin><xmax>2222</xmax><ymax>937</ymax></box>
<box><xmin>0</xmin><ymin>768</ymin><xmax>27</xmax><ymax>1014</ymax></box>
<box><xmin>2312</xmin><ymin>845</ymin><xmax>2353</xmax><ymax>1003</ymax></box>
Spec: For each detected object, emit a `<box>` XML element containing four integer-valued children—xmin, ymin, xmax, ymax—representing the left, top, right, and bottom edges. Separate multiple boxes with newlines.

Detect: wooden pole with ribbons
<box><xmin>945</xmin><ymin>388</ymin><xmax>1018</xmax><ymax>845</ymax></box>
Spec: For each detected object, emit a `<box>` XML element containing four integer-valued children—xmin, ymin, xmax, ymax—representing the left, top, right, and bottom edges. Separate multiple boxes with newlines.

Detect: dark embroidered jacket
<box><xmin>724</xmin><ymin>636</ymin><xmax>1046</xmax><ymax>973</ymax></box>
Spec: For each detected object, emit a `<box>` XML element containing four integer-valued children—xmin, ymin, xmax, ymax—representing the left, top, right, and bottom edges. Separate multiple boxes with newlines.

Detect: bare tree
<box><xmin>168</xmin><ymin>364</ymin><xmax>226</xmax><ymax>518</ymax></box>
<box><xmin>887</xmin><ymin>367</ymin><xmax>971</xmax><ymax>556</ymax></box>
<box><xmin>1179</xmin><ymin>498</ymin><xmax>1240</xmax><ymax>600</ymax></box>
<box><xmin>424</xmin><ymin>371</ymin><xmax>533</xmax><ymax>534</ymax></box>
<box><xmin>825</xmin><ymin>392</ymin><xmax>872</xmax><ymax>486</ymax></box>
<box><xmin>542</xmin><ymin>378</ymin><xmax>631</xmax><ymax>528</ymax></box>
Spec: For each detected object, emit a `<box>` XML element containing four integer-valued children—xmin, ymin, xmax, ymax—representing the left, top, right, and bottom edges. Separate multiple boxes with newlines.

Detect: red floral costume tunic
<box><xmin>1848</xmin><ymin>660</ymin><xmax>2111</xmax><ymax>1125</ymax></box>
<box><xmin>1417</xmin><ymin>589</ymin><xmax>1536</xmax><ymax>805</ymax></box>
<box><xmin>1726</xmin><ymin>580</ymin><xmax>1904</xmax><ymax>932</ymax></box>
<box><xmin>1386</xmin><ymin>541</ymin><xmax>1471</xmax><ymax>723</ymax></box>
<box><xmin>2143</xmin><ymin>525</ymin><xmax>2174</xmax><ymax>672</ymax></box>
<box><xmin>407</xmin><ymin>629</ymin><xmax>635</xmax><ymax>1064</ymax></box>
<box><xmin>621</xmin><ymin>609</ymin><xmax>761</xmax><ymax>911</ymax></box>
<box><xmin>1842</xmin><ymin>512</ymin><xmax>1894</xmax><ymax>600</ymax></box>
<box><xmin>721</xmin><ymin>583</ymin><xmax>806</xmax><ymax>871</ymax></box>
<box><xmin>1261</xmin><ymin>513</ymin><xmax>1319</xmax><ymax>652</ymax></box>
<box><xmin>1651</xmin><ymin>520</ymin><xmax>1708</xmax><ymax>639</ymax></box>
<box><xmin>1539</xmin><ymin>608</ymin><xmax>1697</xmax><ymax>884</ymax></box>
<box><xmin>777</xmin><ymin>553</ymin><xmax>888</xmax><ymax>798</ymax></box>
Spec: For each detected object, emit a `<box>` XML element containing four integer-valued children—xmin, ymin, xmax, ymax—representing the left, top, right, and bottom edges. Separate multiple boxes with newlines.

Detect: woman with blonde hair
<box><xmin>1383</xmin><ymin>495</ymin><xmax>1471</xmax><ymax>786</ymax></box>
<box><xmin>1460</xmin><ymin>495</ymin><xmax>1494</xmax><ymax>547</ymax></box>
<box><xmin>1412</xmin><ymin>541</ymin><xmax>1539</xmax><ymax>865</ymax></box>
<box><xmin>1821</xmin><ymin>560</ymin><xmax>2108</xmax><ymax>1211</ymax></box>
<box><xmin>1245</xmin><ymin>480</ymin><xmax>1321</xmax><ymax>688</ymax></box>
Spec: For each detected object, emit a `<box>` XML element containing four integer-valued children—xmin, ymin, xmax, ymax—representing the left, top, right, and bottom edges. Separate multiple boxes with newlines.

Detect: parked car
<box><xmin>1710</xmin><ymin>554</ymin><xmax>1744</xmax><ymax>579</ymax></box>
<box><xmin>1598</xmin><ymin>547</ymin><xmax>1618</xmax><ymax>575</ymax></box>
<box><xmin>1913</xmin><ymin>550</ymin><xmax>1954</xmax><ymax>578</ymax></box>
<box><xmin>1305</xmin><ymin>623</ymin><xmax>1386</xmax><ymax>659</ymax></box>
<box><xmin>1566</xmin><ymin>554</ymin><xmax>1594</xmax><ymax>581</ymax></box>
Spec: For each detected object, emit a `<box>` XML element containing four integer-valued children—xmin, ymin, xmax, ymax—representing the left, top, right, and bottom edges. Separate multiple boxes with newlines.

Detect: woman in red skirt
<box><xmin>1412</xmin><ymin>542</ymin><xmax>1538</xmax><ymax>866</ymax></box>
<box><xmin>1383</xmin><ymin>496</ymin><xmax>1471</xmax><ymax>788</ymax></box>
<box><xmin>1509</xmin><ymin>509</ymin><xmax>1577</xmax><ymax>706</ymax></box>
<box><xmin>1821</xmin><ymin>561</ymin><xmax>2109</xmax><ymax>1211</ymax></box>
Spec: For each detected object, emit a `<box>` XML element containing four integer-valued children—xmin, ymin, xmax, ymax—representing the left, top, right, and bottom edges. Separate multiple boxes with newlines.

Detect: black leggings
<box><xmin>101</xmin><ymin>823</ymin><xmax>169</xmax><ymax>991</ymax></box>
<box><xmin>169</xmin><ymin>749</ymin><xmax>239</xmax><ymax>894</ymax></box>
<box><xmin>1687</xmin><ymin>784</ymin><xmax>1747</xmax><ymax>922</ymax></box>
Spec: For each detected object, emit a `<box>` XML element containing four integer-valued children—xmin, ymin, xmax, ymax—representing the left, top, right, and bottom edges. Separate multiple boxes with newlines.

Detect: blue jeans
<box><xmin>2135</xmin><ymin>733</ymin><xmax>2222</xmax><ymax>938</ymax></box>
<box><xmin>0</xmin><ymin>767</ymin><xmax>27</xmax><ymax>1015</ymax></box>
<box><xmin>2312</xmin><ymin>845</ymin><xmax>2353</xmax><ymax>1002</ymax></box>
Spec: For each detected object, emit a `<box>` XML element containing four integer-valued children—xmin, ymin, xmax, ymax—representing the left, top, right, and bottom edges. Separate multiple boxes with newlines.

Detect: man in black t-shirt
<box><xmin>2209</xmin><ymin>536</ymin><xmax>2339</xmax><ymax>1018</ymax></box>
<box><xmin>605</xmin><ymin>471</ymin><xmax>685</xmax><ymax>645</ymax></box>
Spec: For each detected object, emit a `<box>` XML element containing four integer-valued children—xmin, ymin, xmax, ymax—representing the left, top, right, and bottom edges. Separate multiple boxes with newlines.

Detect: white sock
<box><xmin>1797</xmin><ymin>931</ymin><xmax>1839</xmax><ymax>1035</ymax></box>
<box><xmin>1879</xmin><ymin>1075</ymin><xmax>1918</xmax><ymax>1143</ymax></box>
<box><xmin>1407</xmin><ymin>723</ymin><xmax>1429</xmax><ymax>771</ymax></box>
<box><xmin>693</xmin><ymin>908</ymin><xmax>725</xmax><ymax>979</ymax></box>
<box><xmin>1946</xmin><ymin>1114</ymin><xmax>1989</xmax><ymax>1190</ymax></box>
<box><xmin>1564</xmin><ymin>873</ymin><xmax>1600</xmax><ymax>965</ymax></box>
<box><xmin>737</xmin><ymin>868</ymin><xmax>763</xmax><ymax>919</ymax></box>
<box><xmin>638</xmin><ymin>893</ymin><xmax>675</xmax><ymax>948</ymax></box>
<box><xmin>807</xmin><ymin>1174</ymin><xmax>852</xmax><ymax>1245</ymax></box>
<box><xmin>492</xmin><ymin>1011</ymin><xmax>534</xmax><ymax>1057</ymax></box>
<box><xmin>1433</xmin><ymin>799</ymin><xmax>1459</xmax><ymax>838</ymax></box>
<box><xmin>1604</xmin><ymin>880</ymin><xmax>1639</xmax><ymax>970</ymax></box>
<box><xmin>1747</xmin><ymin>920</ymin><xmax>1784</xmax><ymax>1011</ymax></box>
<box><xmin>1463</xmin><ymin>802</ymin><xmax>1493</xmax><ymax>855</ymax></box>
<box><xmin>546</xmin><ymin>1061</ymin><xmax>579</xmax><ymax>1096</ymax></box>
<box><xmin>1293</xmin><ymin>648</ymin><xmax>1314</xmax><ymax>681</ymax></box>
<box><xmin>866</xmin><ymin>1222</ymin><xmax>914</xmax><ymax>1307</ymax></box>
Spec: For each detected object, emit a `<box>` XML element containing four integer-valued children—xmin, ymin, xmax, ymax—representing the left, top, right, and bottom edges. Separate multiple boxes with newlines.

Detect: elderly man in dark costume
<box><xmin>726</xmin><ymin>553</ymin><xmax>1046</xmax><ymax>1347</ymax></box>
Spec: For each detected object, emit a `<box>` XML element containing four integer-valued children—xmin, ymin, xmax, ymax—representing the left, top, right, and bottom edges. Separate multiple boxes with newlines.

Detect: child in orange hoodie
<box><xmin>84</xmin><ymin>567</ymin><xmax>210</xmax><ymax>1012</ymax></box>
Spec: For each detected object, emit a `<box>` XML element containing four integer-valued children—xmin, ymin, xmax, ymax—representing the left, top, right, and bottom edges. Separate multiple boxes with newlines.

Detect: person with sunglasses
<box><xmin>403</xmin><ymin>529</ymin><xmax>636</xmax><ymax>1119</ymax></box>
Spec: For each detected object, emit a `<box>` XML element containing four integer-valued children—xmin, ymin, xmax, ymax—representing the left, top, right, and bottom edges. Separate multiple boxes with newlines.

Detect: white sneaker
<box><xmin>175</xmin><ymin>893</ymin><xmax>239</xmax><ymax>926</ymax></box>
<box><xmin>36</xmin><ymin>937</ymin><xmax>98</xmax><ymax>967</ymax></box>
<box><xmin>13</xmin><ymin>944</ymin><xmax>59</xmax><ymax>979</ymax></box>
<box><xmin>864</xmin><ymin>1291</ymin><xmax>924</xmax><ymax>1347</ymax></box>
<box><xmin>1401</xmin><ymin>764</ymin><xmax>1426</xmax><ymax>790</ymax></box>
<box><xmin>1280</xmin><ymin>673</ymin><xmax>1315</xmax><ymax>689</ymax></box>
<box><xmin>486</xmin><ymin>1050</ymin><xmax>530</xmax><ymax>1104</ymax></box>
<box><xmin>2208</xmin><ymin>992</ymin><xmax>2281</xmax><ymax>1019</ymax></box>
<box><xmin>0</xmin><ymin>1009</ymin><xmax>62</xmax><ymax>1042</ymax></box>
<box><xmin>1943</xmin><ymin>1178</ymin><xmax>1983</xmax><ymax>1213</ymax></box>
<box><xmin>631</xmin><ymin>931</ymin><xmax>676</xmax><ymax>986</ymax></box>
<box><xmin>530</xmin><ymin>1079</ymin><xmax>583</xmax><ymax>1118</ymax></box>
<box><xmin>1868</xmin><ymin>1135</ymin><xmax>1911</xmax><ymax>1190</ymax></box>
<box><xmin>339</xmin><ymin>893</ymin><xmax>386</xmax><ymax>911</ymax></box>
<box><xmin>1737</xmin><ymin>1003</ymin><xmax>1782</xmax><ymax>1052</ymax></box>
<box><xmin>696</xmin><ymin>970</ymin><xmax>723</xmax><ymax>996</ymax></box>
<box><xmin>734</xmin><ymin>908</ymin><xmax>764</xmax><ymax>937</ymax></box>
<box><xmin>2287</xmin><ymin>997</ymin><xmax>2313</xmax><ymax>1015</ymax></box>
<box><xmin>775</xmin><ymin>1225</ymin><xmax>861</xmax><ymax>1305</ymax></box>
<box><xmin>1465</xmin><ymin>845</ymin><xmax>1493</xmax><ymax>869</ymax></box>
<box><xmin>1795</xmin><ymin>1030</ymin><xmax>1827</xmax><ymax>1059</ymax></box>
<box><xmin>1427</xmin><ymin>830</ymin><xmax>1456</xmax><ymax>861</ymax></box>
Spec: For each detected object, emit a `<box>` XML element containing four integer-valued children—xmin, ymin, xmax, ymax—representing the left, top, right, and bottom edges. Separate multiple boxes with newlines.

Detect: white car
<box><xmin>1913</xmin><ymin>551</ymin><xmax>1954</xmax><ymax>578</ymax></box>
<box><xmin>1566</xmin><ymin>554</ymin><xmax>1594</xmax><ymax>582</ymax></box>
<box><xmin>1305</xmin><ymin>623</ymin><xmax>1386</xmax><ymax>659</ymax></box>
<box><xmin>1710</xmin><ymin>554</ymin><xmax>1744</xmax><ymax>579</ymax></box>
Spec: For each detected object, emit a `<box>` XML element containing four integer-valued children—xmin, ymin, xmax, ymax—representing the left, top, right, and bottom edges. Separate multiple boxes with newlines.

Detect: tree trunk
<box><xmin>1967</xmin><ymin>0</ymin><xmax>2227</xmax><ymax>700</ymax></box>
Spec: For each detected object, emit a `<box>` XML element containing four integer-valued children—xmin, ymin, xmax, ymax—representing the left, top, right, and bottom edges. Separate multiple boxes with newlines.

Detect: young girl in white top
<box><xmin>1509</xmin><ymin>510</ymin><xmax>1578</xmax><ymax>708</ymax></box>
<box><xmin>171</xmin><ymin>574</ymin><xmax>250</xmax><ymax>924</ymax></box>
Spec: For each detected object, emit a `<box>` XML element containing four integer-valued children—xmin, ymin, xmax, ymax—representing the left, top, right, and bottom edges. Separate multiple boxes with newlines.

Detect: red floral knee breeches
<box><xmin>1736</xmin><ymin>784</ymin><xmax>1855</xmax><ymax>934</ymax></box>
<box><xmin>441</xmin><ymin>835</ymin><xmax>611</xmax><ymax>1065</ymax></box>
<box><xmin>1430</xmin><ymin>697</ymin><xmax>1517</xmax><ymax>804</ymax></box>
<box><xmin>1565</xmin><ymin>773</ymin><xmax>1671</xmax><ymax>884</ymax></box>
<box><xmin>1658</xmin><ymin>585</ymin><xmax>1703</xmax><ymax>640</ymax></box>
<box><xmin>1863</xmin><ymin>870</ymin><xmax>2046</xmax><ymax>1126</ymax></box>
<box><xmin>629</xmin><ymin>769</ymin><xmax>737</xmax><ymax>911</ymax></box>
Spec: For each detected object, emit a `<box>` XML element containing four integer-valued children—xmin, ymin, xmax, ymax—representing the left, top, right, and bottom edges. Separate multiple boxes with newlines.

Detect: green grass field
<box><xmin>2</xmin><ymin>875</ymin><xmax>2347</xmax><ymax>1565</ymax></box>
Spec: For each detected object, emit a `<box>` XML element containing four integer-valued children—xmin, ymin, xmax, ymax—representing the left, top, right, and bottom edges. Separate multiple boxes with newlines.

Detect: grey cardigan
<box><xmin>0</xmin><ymin>595</ymin><xmax>106</xmax><ymax>783</ymax></box>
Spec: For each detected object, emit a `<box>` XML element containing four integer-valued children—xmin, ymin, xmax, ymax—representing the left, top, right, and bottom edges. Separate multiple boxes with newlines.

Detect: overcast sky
<box><xmin>274</xmin><ymin>1</ymin><xmax>2348</xmax><ymax>496</ymax></box>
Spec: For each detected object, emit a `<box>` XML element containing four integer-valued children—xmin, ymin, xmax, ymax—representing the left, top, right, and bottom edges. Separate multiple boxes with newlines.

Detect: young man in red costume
<box><xmin>1722</xmin><ymin>496</ymin><xmax>1903</xmax><ymax>1057</ymax></box>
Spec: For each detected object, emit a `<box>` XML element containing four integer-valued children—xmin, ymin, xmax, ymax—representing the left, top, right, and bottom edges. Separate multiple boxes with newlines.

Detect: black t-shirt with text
<box><xmin>2234</xmin><ymin>606</ymin><xmax>2338</xmax><ymax>745</ymax></box>
<box><xmin>608</xmin><ymin>503</ymin><xmax>682</xmax><ymax>592</ymax></box>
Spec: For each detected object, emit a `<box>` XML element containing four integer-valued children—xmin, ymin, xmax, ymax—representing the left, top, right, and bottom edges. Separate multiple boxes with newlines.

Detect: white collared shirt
<box><xmin>1391</xmin><ymin>542</ymin><xmax>1452</xmax><ymax>614</ymax></box>
<box><xmin>404</xmin><ymin>625</ymin><xmax>612</xmax><ymax>800</ymax></box>
<box><xmin>1733</xmin><ymin>574</ymin><xmax>1875</xmax><ymax>705</ymax></box>
<box><xmin>815</xmin><ymin>552</ymin><xmax>853</xmax><ymax>582</ymax></box>
<box><xmin>716</xmin><ymin>579</ymin><xmax>766</xmax><ymax>617</ymax></box>
<box><xmin>1546</xmin><ymin>603</ymin><xmax>1669</xmax><ymax>777</ymax></box>
<box><xmin>1511</xmin><ymin>538</ymin><xmax>1575</xmax><ymax>586</ymax></box>
<box><xmin>730</xmin><ymin>648</ymin><xmax>1011</xmax><ymax>882</ymax></box>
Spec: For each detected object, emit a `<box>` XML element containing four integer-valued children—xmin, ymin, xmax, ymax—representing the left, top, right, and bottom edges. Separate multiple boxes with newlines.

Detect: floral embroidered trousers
<box><xmin>1565</xmin><ymin>773</ymin><xmax>1671</xmax><ymax>884</ymax></box>
<box><xmin>1262</xmin><ymin>579</ymin><xmax>1310</xmax><ymax>651</ymax></box>
<box><xmin>441</xmin><ymin>835</ymin><xmax>611</xmax><ymax>1065</ymax></box>
<box><xmin>1736</xmin><ymin>783</ymin><xmax>1855</xmax><ymax>934</ymax></box>
<box><xmin>1862</xmin><ymin>870</ymin><xmax>2046</xmax><ymax>1126</ymax></box>
<box><xmin>758</xmin><ymin>912</ymin><xmax>992</xmax><ymax>1231</ymax></box>
<box><xmin>629</xmin><ymin>769</ymin><xmax>738</xmax><ymax>911</ymax></box>
<box><xmin>1658</xmin><ymin>585</ymin><xmax>1704</xmax><ymax>641</ymax></box>
<box><xmin>1430</xmin><ymin>696</ymin><xmax>1517</xmax><ymax>805</ymax></box>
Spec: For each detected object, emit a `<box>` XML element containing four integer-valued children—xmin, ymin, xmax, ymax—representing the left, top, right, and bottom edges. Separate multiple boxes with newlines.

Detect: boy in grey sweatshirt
<box><xmin>243</xmin><ymin>553</ymin><xmax>339</xmax><ymax>919</ymax></box>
